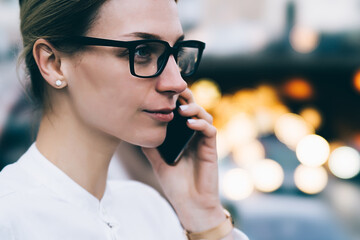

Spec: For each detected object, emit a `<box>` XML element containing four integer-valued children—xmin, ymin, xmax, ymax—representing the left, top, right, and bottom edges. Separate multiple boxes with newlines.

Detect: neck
<box><xmin>36</xmin><ymin>110</ymin><xmax>120</xmax><ymax>200</ymax></box>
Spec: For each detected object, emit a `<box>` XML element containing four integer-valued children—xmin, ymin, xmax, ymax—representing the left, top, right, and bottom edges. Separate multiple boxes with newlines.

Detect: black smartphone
<box><xmin>157</xmin><ymin>102</ymin><xmax>196</xmax><ymax>166</ymax></box>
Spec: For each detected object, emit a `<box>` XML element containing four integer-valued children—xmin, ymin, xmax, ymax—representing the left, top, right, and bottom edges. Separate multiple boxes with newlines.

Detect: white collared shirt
<box><xmin>0</xmin><ymin>144</ymin><xmax>248</xmax><ymax>240</ymax></box>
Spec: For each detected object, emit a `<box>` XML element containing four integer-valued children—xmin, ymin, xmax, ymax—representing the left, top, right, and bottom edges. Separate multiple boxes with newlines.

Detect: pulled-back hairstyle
<box><xmin>19</xmin><ymin>0</ymin><xmax>178</xmax><ymax>109</ymax></box>
<box><xmin>19</xmin><ymin>0</ymin><xmax>108</xmax><ymax>108</ymax></box>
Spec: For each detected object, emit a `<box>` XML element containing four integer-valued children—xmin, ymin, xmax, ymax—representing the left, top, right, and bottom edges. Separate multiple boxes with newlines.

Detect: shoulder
<box><xmin>0</xmin><ymin>153</ymin><xmax>40</xmax><ymax>205</ymax></box>
<box><xmin>0</xmin><ymin>162</ymin><xmax>28</xmax><ymax>226</ymax></box>
<box><xmin>0</xmin><ymin>162</ymin><xmax>24</xmax><ymax>198</ymax></box>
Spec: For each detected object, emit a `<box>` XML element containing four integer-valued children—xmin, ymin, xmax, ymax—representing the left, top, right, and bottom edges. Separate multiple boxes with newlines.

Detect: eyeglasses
<box><xmin>51</xmin><ymin>36</ymin><xmax>205</xmax><ymax>78</ymax></box>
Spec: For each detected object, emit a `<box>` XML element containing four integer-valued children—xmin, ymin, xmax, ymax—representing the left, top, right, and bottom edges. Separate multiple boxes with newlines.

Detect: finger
<box><xmin>178</xmin><ymin>88</ymin><xmax>195</xmax><ymax>104</ymax></box>
<box><xmin>179</xmin><ymin>103</ymin><xmax>213</xmax><ymax>124</ymax></box>
<box><xmin>187</xmin><ymin>119</ymin><xmax>217</xmax><ymax>138</ymax></box>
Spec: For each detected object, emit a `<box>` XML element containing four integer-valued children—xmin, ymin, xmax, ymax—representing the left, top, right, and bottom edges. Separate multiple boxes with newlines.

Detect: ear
<box><xmin>33</xmin><ymin>39</ymin><xmax>68</xmax><ymax>89</ymax></box>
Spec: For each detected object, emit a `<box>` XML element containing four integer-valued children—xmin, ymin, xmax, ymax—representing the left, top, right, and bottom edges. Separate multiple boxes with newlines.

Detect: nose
<box><xmin>155</xmin><ymin>55</ymin><xmax>187</xmax><ymax>95</ymax></box>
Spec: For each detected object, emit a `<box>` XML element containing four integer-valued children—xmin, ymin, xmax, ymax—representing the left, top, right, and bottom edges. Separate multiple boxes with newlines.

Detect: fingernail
<box><xmin>187</xmin><ymin>119</ymin><xmax>196</xmax><ymax>124</ymax></box>
<box><xmin>179</xmin><ymin>105</ymin><xmax>188</xmax><ymax>111</ymax></box>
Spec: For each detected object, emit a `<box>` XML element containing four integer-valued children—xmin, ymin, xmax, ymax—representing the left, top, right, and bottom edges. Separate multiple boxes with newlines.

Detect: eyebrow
<box><xmin>124</xmin><ymin>32</ymin><xmax>185</xmax><ymax>43</ymax></box>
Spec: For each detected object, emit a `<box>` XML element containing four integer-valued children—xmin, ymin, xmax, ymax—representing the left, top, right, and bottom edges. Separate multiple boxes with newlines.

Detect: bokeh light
<box><xmin>282</xmin><ymin>78</ymin><xmax>314</xmax><ymax>101</ymax></box>
<box><xmin>353</xmin><ymin>70</ymin><xmax>360</xmax><ymax>93</ymax></box>
<box><xmin>253</xmin><ymin>104</ymin><xmax>289</xmax><ymax>136</ymax></box>
<box><xmin>216</xmin><ymin>130</ymin><xmax>232</xmax><ymax>160</ymax></box>
<box><xmin>232</xmin><ymin>140</ymin><xmax>265</xmax><ymax>167</ymax></box>
<box><xmin>212</xmin><ymin>95</ymin><xmax>237</xmax><ymax>130</ymax></box>
<box><xmin>328</xmin><ymin>146</ymin><xmax>360</xmax><ymax>179</ymax></box>
<box><xmin>329</xmin><ymin>141</ymin><xmax>346</xmax><ymax>153</ymax></box>
<box><xmin>289</xmin><ymin>25</ymin><xmax>319</xmax><ymax>54</ymax></box>
<box><xmin>222</xmin><ymin>168</ymin><xmax>254</xmax><ymax>201</ymax></box>
<box><xmin>190</xmin><ymin>78</ymin><xmax>221</xmax><ymax>111</ymax></box>
<box><xmin>255</xmin><ymin>85</ymin><xmax>280</xmax><ymax>107</ymax></box>
<box><xmin>294</xmin><ymin>165</ymin><xmax>328</xmax><ymax>194</ymax></box>
<box><xmin>224</xmin><ymin>113</ymin><xmax>258</xmax><ymax>146</ymax></box>
<box><xmin>300</xmin><ymin>107</ymin><xmax>322</xmax><ymax>130</ymax></box>
<box><xmin>232</xmin><ymin>89</ymin><xmax>258</xmax><ymax>113</ymax></box>
<box><xmin>353</xmin><ymin>133</ymin><xmax>360</xmax><ymax>150</ymax></box>
<box><xmin>275</xmin><ymin>113</ymin><xmax>314</xmax><ymax>150</ymax></box>
<box><xmin>250</xmin><ymin>159</ymin><xmax>284</xmax><ymax>193</ymax></box>
<box><xmin>296</xmin><ymin>134</ymin><xmax>330</xmax><ymax>167</ymax></box>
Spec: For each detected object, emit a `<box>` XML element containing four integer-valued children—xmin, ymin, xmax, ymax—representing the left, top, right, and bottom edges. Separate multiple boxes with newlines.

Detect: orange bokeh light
<box><xmin>353</xmin><ymin>133</ymin><xmax>360</xmax><ymax>150</ymax></box>
<box><xmin>300</xmin><ymin>107</ymin><xmax>322</xmax><ymax>130</ymax></box>
<box><xmin>353</xmin><ymin>70</ymin><xmax>360</xmax><ymax>93</ymax></box>
<box><xmin>283</xmin><ymin>78</ymin><xmax>314</xmax><ymax>101</ymax></box>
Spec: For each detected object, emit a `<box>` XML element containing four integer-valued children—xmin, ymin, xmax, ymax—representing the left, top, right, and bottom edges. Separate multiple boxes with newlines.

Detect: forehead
<box><xmin>88</xmin><ymin>0</ymin><xmax>183</xmax><ymax>43</ymax></box>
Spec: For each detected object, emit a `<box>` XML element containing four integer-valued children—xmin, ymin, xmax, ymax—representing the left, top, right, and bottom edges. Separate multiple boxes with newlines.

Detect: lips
<box><xmin>143</xmin><ymin>108</ymin><xmax>175</xmax><ymax>122</ymax></box>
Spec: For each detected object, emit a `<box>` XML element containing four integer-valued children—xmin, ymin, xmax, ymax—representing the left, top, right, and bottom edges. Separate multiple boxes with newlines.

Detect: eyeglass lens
<box><xmin>177</xmin><ymin>46</ymin><xmax>199</xmax><ymax>76</ymax></box>
<box><xmin>133</xmin><ymin>42</ymin><xmax>200</xmax><ymax>77</ymax></box>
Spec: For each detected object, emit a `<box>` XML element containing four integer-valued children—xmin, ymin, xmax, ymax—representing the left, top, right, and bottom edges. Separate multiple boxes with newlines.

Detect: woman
<box><xmin>0</xmin><ymin>0</ymin><xmax>248</xmax><ymax>239</ymax></box>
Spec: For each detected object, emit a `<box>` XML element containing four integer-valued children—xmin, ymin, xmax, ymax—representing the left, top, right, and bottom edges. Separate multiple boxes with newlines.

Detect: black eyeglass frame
<box><xmin>49</xmin><ymin>36</ymin><xmax>206</xmax><ymax>78</ymax></box>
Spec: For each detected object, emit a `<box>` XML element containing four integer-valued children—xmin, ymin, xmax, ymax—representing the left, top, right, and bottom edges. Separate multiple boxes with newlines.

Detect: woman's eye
<box><xmin>135</xmin><ymin>45</ymin><xmax>151</xmax><ymax>58</ymax></box>
<box><xmin>133</xmin><ymin>44</ymin><xmax>154</xmax><ymax>65</ymax></box>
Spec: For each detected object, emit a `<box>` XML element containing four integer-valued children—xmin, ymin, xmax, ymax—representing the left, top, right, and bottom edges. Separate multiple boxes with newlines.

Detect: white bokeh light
<box><xmin>222</xmin><ymin>168</ymin><xmax>254</xmax><ymax>201</ymax></box>
<box><xmin>296</xmin><ymin>134</ymin><xmax>330</xmax><ymax>167</ymax></box>
<box><xmin>294</xmin><ymin>165</ymin><xmax>328</xmax><ymax>194</ymax></box>
<box><xmin>224</xmin><ymin>113</ymin><xmax>258</xmax><ymax>146</ymax></box>
<box><xmin>232</xmin><ymin>140</ymin><xmax>265</xmax><ymax>167</ymax></box>
<box><xmin>250</xmin><ymin>159</ymin><xmax>284</xmax><ymax>193</ymax></box>
<box><xmin>275</xmin><ymin>113</ymin><xmax>314</xmax><ymax>150</ymax></box>
<box><xmin>290</xmin><ymin>25</ymin><xmax>319</xmax><ymax>53</ymax></box>
<box><xmin>216</xmin><ymin>130</ymin><xmax>232</xmax><ymax>160</ymax></box>
<box><xmin>329</xmin><ymin>146</ymin><xmax>360</xmax><ymax>179</ymax></box>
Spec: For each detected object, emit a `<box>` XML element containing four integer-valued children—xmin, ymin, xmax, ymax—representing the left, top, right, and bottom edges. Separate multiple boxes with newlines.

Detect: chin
<box><xmin>139</xmin><ymin>135</ymin><xmax>166</xmax><ymax>148</ymax></box>
<box><xmin>129</xmin><ymin>139</ymin><xmax>165</xmax><ymax>149</ymax></box>
<box><xmin>127</xmin><ymin>126</ymin><xmax>167</xmax><ymax>148</ymax></box>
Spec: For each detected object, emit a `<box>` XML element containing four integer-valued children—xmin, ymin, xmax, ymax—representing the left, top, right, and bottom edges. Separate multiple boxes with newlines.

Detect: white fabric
<box><xmin>108</xmin><ymin>152</ymin><xmax>131</xmax><ymax>181</ymax></box>
<box><xmin>0</xmin><ymin>144</ymin><xmax>248</xmax><ymax>240</ymax></box>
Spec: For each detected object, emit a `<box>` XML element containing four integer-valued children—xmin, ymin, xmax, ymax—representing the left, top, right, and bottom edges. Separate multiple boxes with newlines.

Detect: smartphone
<box><xmin>157</xmin><ymin>102</ymin><xmax>196</xmax><ymax>166</ymax></box>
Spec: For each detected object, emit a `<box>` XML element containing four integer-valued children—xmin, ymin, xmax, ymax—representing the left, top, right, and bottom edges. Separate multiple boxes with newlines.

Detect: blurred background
<box><xmin>1</xmin><ymin>0</ymin><xmax>360</xmax><ymax>239</ymax></box>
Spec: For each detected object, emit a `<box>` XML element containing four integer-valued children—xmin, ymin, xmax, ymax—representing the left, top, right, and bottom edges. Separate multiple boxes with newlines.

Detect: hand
<box><xmin>142</xmin><ymin>88</ymin><xmax>226</xmax><ymax>232</ymax></box>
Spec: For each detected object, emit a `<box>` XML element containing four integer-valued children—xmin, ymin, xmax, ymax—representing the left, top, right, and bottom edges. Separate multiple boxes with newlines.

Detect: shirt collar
<box><xmin>19</xmin><ymin>143</ymin><xmax>112</xmax><ymax>212</ymax></box>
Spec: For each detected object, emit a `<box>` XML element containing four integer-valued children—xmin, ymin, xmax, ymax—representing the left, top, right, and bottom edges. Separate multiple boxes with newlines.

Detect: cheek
<box><xmin>64</xmin><ymin>55</ymin><xmax>167</xmax><ymax>146</ymax></box>
<box><xmin>67</xmin><ymin>55</ymin><xmax>139</xmax><ymax>133</ymax></box>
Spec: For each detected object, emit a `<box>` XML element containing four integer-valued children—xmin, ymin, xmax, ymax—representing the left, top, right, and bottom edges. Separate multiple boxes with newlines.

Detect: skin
<box><xmin>33</xmin><ymin>0</ymin><xmax>233</xmax><ymax>238</ymax></box>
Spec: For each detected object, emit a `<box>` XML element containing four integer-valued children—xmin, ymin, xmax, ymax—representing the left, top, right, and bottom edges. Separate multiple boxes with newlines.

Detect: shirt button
<box><xmin>106</xmin><ymin>222</ymin><xmax>113</xmax><ymax>228</ymax></box>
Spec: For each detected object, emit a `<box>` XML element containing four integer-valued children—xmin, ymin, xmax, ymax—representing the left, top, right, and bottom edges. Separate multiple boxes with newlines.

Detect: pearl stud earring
<box><xmin>55</xmin><ymin>80</ymin><xmax>62</xmax><ymax>87</ymax></box>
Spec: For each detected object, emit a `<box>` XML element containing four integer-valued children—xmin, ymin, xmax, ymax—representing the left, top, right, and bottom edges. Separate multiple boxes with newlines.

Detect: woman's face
<box><xmin>60</xmin><ymin>0</ymin><xmax>187</xmax><ymax>147</ymax></box>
